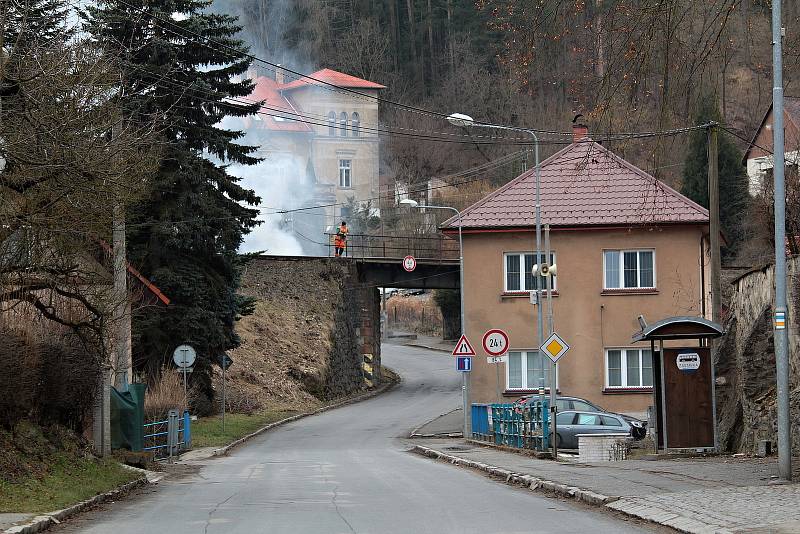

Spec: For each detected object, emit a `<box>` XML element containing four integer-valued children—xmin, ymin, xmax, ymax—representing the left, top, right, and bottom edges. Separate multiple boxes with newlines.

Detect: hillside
<box><xmin>216</xmin><ymin>257</ymin><xmax>374</xmax><ymax>413</ymax></box>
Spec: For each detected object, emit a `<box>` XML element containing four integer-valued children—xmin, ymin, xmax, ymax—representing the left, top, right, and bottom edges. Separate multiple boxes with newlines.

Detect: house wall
<box><xmin>289</xmin><ymin>86</ymin><xmax>381</xmax><ymax>224</ymax></box>
<box><xmin>462</xmin><ymin>225</ymin><xmax>708</xmax><ymax>417</ymax></box>
<box><xmin>745</xmin><ymin>108</ymin><xmax>800</xmax><ymax>196</ymax></box>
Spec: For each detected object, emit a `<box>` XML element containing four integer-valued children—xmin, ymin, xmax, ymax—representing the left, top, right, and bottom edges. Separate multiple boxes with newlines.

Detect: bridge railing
<box><xmin>328</xmin><ymin>233</ymin><xmax>459</xmax><ymax>261</ymax></box>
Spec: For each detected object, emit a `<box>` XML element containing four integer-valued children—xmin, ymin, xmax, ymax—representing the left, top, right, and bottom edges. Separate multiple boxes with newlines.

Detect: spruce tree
<box><xmin>83</xmin><ymin>0</ymin><xmax>261</xmax><ymax>411</ymax></box>
<box><xmin>681</xmin><ymin>97</ymin><xmax>751</xmax><ymax>259</ymax></box>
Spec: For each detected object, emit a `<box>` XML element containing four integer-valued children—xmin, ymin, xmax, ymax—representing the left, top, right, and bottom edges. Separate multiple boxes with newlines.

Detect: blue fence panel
<box><xmin>471</xmin><ymin>404</ymin><xmax>491</xmax><ymax>441</ymax></box>
<box><xmin>480</xmin><ymin>400</ymin><xmax>549</xmax><ymax>451</ymax></box>
<box><xmin>142</xmin><ymin>412</ymin><xmax>192</xmax><ymax>458</ymax></box>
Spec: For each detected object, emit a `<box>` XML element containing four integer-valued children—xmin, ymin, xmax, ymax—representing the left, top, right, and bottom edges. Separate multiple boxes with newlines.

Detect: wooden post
<box><xmin>708</xmin><ymin>124</ymin><xmax>721</xmax><ymax>322</ymax></box>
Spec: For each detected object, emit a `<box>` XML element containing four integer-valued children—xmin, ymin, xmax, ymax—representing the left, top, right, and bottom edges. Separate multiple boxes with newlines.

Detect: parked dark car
<box><xmin>513</xmin><ymin>394</ymin><xmax>647</xmax><ymax>440</ymax></box>
<box><xmin>551</xmin><ymin>410</ymin><xmax>634</xmax><ymax>449</ymax></box>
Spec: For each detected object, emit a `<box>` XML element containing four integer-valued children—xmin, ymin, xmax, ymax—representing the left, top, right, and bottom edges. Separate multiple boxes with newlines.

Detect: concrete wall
<box><xmin>462</xmin><ymin>225</ymin><xmax>709</xmax><ymax>416</ymax></box>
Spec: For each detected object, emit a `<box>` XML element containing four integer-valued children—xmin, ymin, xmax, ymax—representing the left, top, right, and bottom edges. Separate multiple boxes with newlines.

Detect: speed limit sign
<box><xmin>403</xmin><ymin>255</ymin><xmax>417</xmax><ymax>272</ymax></box>
<box><xmin>482</xmin><ymin>329</ymin><xmax>509</xmax><ymax>356</ymax></box>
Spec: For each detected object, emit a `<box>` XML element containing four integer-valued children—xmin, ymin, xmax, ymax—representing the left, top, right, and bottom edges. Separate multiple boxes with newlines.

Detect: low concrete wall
<box><xmin>578</xmin><ymin>433</ymin><xmax>631</xmax><ymax>462</ymax></box>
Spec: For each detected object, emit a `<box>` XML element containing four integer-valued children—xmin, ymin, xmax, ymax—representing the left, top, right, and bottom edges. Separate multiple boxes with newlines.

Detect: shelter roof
<box><xmin>245</xmin><ymin>75</ymin><xmax>313</xmax><ymax>133</ymax></box>
<box><xmin>632</xmin><ymin>316</ymin><xmax>724</xmax><ymax>342</ymax></box>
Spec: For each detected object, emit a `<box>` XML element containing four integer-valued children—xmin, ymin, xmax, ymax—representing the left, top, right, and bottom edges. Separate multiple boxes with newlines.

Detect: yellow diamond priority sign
<box><xmin>540</xmin><ymin>332</ymin><xmax>570</xmax><ymax>363</ymax></box>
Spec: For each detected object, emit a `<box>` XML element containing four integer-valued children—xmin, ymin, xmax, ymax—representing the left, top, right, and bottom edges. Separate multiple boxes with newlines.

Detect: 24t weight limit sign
<box><xmin>482</xmin><ymin>329</ymin><xmax>509</xmax><ymax>356</ymax></box>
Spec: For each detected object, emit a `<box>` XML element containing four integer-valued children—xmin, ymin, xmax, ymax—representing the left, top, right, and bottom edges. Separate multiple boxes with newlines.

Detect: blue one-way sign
<box><xmin>456</xmin><ymin>356</ymin><xmax>472</xmax><ymax>372</ymax></box>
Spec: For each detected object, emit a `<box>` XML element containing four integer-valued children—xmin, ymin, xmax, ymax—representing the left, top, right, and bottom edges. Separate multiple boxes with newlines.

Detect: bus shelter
<box><xmin>632</xmin><ymin>316</ymin><xmax>725</xmax><ymax>452</ymax></box>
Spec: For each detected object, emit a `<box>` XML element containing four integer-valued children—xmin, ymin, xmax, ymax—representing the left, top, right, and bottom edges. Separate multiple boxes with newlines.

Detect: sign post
<box><xmin>172</xmin><ymin>344</ymin><xmax>197</xmax><ymax>402</ymax></box>
<box><xmin>453</xmin><ymin>335</ymin><xmax>476</xmax><ymax>437</ymax></box>
<box><xmin>540</xmin><ymin>332</ymin><xmax>570</xmax><ymax>457</ymax></box>
<box><xmin>483</xmin><ymin>329</ymin><xmax>509</xmax><ymax>402</ymax></box>
<box><xmin>217</xmin><ymin>353</ymin><xmax>233</xmax><ymax>431</ymax></box>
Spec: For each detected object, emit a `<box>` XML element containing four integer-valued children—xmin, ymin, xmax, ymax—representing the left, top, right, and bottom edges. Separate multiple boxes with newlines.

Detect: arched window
<box><xmin>339</xmin><ymin>112</ymin><xmax>348</xmax><ymax>137</ymax></box>
<box><xmin>351</xmin><ymin>112</ymin><xmax>360</xmax><ymax>137</ymax></box>
<box><xmin>328</xmin><ymin>111</ymin><xmax>336</xmax><ymax>136</ymax></box>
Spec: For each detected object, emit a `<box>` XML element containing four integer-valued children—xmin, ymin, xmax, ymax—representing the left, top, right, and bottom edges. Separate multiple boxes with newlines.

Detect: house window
<box><xmin>339</xmin><ymin>112</ymin><xmax>348</xmax><ymax>137</ymax></box>
<box><xmin>503</xmin><ymin>252</ymin><xmax>556</xmax><ymax>292</ymax></box>
<box><xmin>338</xmin><ymin>159</ymin><xmax>352</xmax><ymax>188</ymax></box>
<box><xmin>603</xmin><ymin>249</ymin><xmax>655</xmax><ymax>289</ymax></box>
<box><xmin>507</xmin><ymin>350</ymin><xmax>552</xmax><ymax>390</ymax></box>
<box><xmin>605</xmin><ymin>348</ymin><xmax>653</xmax><ymax>388</ymax></box>
<box><xmin>328</xmin><ymin>111</ymin><xmax>336</xmax><ymax>136</ymax></box>
<box><xmin>351</xmin><ymin>112</ymin><xmax>360</xmax><ymax>137</ymax></box>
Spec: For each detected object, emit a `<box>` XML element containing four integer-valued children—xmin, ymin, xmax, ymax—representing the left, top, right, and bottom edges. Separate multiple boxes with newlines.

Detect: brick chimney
<box><xmin>573</xmin><ymin>122</ymin><xmax>589</xmax><ymax>141</ymax></box>
<box><xmin>275</xmin><ymin>65</ymin><xmax>284</xmax><ymax>85</ymax></box>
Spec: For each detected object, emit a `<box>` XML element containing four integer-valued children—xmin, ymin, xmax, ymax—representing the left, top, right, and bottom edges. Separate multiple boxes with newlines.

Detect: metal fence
<box><xmin>327</xmin><ymin>233</ymin><xmax>459</xmax><ymax>261</ymax></box>
<box><xmin>471</xmin><ymin>401</ymin><xmax>550</xmax><ymax>451</ymax></box>
<box><xmin>143</xmin><ymin>409</ymin><xmax>191</xmax><ymax>459</ymax></box>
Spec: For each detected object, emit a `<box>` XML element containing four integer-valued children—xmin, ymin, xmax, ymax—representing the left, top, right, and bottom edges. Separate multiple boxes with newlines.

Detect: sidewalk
<box><xmin>409</xmin><ymin>438</ymin><xmax>800</xmax><ymax>533</ymax></box>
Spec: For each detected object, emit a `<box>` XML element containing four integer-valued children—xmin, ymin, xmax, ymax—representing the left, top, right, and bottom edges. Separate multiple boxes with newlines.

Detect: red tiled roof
<box><xmin>442</xmin><ymin>139</ymin><xmax>709</xmax><ymax>230</ymax></box>
<box><xmin>280</xmin><ymin>68</ymin><xmax>386</xmax><ymax>91</ymax></box>
<box><xmin>244</xmin><ymin>76</ymin><xmax>313</xmax><ymax>133</ymax></box>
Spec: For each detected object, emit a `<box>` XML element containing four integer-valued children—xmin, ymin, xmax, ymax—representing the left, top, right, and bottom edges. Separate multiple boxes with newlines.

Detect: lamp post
<box><xmin>446</xmin><ymin>114</ymin><xmax>556</xmax><ymax>452</ymax></box>
<box><xmin>400</xmin><ymin>198</ymin><xmax>468</xmax><ymax>437</ymax></box>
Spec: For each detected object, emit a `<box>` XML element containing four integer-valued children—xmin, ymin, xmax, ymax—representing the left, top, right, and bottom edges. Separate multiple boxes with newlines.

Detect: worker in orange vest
<box><xmin>334</xmin><ymin>221</ymin><xmax>349</xmax><ymax>257</ymax></box>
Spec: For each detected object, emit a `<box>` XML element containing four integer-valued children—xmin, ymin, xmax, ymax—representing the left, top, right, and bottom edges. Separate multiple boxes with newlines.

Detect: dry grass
<box><xmin>386</xmin><ymin>293</ymin><xmax>442</xmax><ymax>336</ymax></box>
<box><xmin>144</xmin><ymin>369</ymin><xmax>187</xmax><ymax>421</ymax></box>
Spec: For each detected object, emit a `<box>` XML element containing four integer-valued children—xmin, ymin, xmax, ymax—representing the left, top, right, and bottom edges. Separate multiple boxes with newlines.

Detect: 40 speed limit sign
<box><xmin>482</xmin><ymin>329</ymin><xmax>509</xmax><ymax>357</ymax></box>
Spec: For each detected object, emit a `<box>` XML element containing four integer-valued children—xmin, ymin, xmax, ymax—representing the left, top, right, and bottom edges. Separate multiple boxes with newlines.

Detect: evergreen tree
<box><xmin>83</xmin><ymin>0</ymin><xmax>261</xmax><ymax>411</ymax></box>
<box><xmin>681</xmin><ymin>97</ymin><xmax>751</xmax><ymax>259</ymax></box>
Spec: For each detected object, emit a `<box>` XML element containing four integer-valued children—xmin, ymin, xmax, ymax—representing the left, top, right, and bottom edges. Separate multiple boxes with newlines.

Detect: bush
<box><xmin>144</xmin><ymin>369</ymin><xmax>187</xmax><ymax>421</ymax></box>
<box><xmin>0</xmin><ymin>328</ymin><xmax>101</xmax><ymax>430</ymax></box>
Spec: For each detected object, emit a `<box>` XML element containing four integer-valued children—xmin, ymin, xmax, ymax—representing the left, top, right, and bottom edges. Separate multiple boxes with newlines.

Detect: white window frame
<box><xmin>351</xmin><ymin>111</ymin><xmax>360</xmax><ymax>137</ymax></box>
<box><xmin>602</xmin><ymin>249</ymin><xmax>656</xmax><ymax>289</ymax></box>
<box><xmin>506</xmin><ymin>350</ymin><xmax>556</xmax><ymax>391</ymax></box>
<box><xmin>339</xmin><ymin>111</ymin><xmax>348</xmax><ymax>137</ymax></box>
<box><xmin>604</xmin><ymin>348</ymin><xmax>653</xmax><ymax>389</ymax></box>
<box><xmin>503</xmin><ymin>252</ymin><xmax>556</xmax><ymax>293</ymax></box>
<box><xmin>338</xmin><ymin>159</ymin><xmax>352</xmax><ymax>188</ymax></box>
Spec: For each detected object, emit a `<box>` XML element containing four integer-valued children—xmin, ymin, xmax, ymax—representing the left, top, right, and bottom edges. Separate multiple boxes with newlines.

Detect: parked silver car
<box><xmin>514</xmin><ymin>394</ymin><xmax>647</xmax><ymax>440</ymax></box>
<box><xmin>551</xmin><ymin>410</ymin><xmax>633</xmax><ymax>449</ymax></box>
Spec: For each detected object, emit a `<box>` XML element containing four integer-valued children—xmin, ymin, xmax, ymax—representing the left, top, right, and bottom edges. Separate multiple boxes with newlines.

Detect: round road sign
<box><xmin>482</xmin><ymin>329</ymin><xmax>509</xmax><ymax>357</ymax></box>
<box><xmin>173</xmin><ymin>344</ymin><xmax>197</xmax><ymax>368</ymax></box>
<box><xmin>403</xmin><ymin>255</ymin><xmax>417</xmax><ymax>272</ymax></box>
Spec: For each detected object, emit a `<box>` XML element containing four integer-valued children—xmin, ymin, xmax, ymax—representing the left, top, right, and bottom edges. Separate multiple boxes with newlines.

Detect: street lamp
<box><xmin>399</xmin><ymin>198</ymin><xmax>469</xmax><ymax>437</ymax></box>
<box><xmin>446</xmin><ymin>113</ymin><xmax>556</xmax><ymax>451</ymax></box>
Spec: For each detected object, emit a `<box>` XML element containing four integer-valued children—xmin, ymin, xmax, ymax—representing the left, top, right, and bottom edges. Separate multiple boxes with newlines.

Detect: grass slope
<box><xmin>0</xmin><ymin>423</ymin><xmax>139</xmax><ymax>513</ymax></box>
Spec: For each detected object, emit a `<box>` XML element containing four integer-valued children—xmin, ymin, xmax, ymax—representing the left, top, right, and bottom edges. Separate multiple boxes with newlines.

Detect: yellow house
<box><xmin>442</xmin><ymin>125</ymin><xmax>711</xmax><ymax>417</ymax></box>
<box><xmin>244</xmin><ymin>68</ymin><xmax>384</xmax><ymax>227</ymax></box>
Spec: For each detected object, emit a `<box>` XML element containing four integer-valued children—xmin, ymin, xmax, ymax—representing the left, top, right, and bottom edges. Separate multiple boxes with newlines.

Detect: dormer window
<box><xmin>339</xmin><ymin>112</ymin><xmax>348</xmax><ymax>137</ymax></box>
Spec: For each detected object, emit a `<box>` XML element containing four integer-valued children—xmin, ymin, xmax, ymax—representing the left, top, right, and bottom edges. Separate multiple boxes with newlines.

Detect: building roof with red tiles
<box><xmin>442</xmin><ymin>136</ymin><xmax>709</xmax><ymax>230</ymax></box>
<box><xmin>279</xmin><ymin>68</ymin><xmax>386</xmax><ymax>91</ymax></box>
<box><xmin>244</xmin><ymin>75</ymin><xmax>313</xmax><ymax>133</ymax></box>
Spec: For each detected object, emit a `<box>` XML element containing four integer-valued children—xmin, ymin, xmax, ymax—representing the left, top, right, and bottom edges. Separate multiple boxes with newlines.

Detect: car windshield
<box><xmin>572</xmin><ymin>400</ymin><xmax>602</xmax><ymax>412</ymax></box>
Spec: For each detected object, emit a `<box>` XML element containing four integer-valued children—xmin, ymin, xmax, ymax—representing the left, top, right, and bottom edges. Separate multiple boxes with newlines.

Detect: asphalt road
<box><xmin>60</xmin><ymin>343</ymin><xmax>657</xmax><ymax>534</ymax></box>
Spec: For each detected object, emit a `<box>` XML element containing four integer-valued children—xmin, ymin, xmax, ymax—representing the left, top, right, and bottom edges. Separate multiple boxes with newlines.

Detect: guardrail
<box><xmin>472</xmin><ymin>401</ymin><xmax>550</xmax><ymax>451</ymax></box>
<box><xmin>143</xmin><ymin>409</ymin><xmax>191</xmax><ymax>459</ymax></box>
<box><xmin>327</xmin><ymin>233</ymin><xmax>459</xmax><ymax>261</ymax></box>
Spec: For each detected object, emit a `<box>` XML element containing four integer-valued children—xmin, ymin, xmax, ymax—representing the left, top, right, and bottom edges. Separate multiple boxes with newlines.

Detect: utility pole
<box><xmin>707</xmin><ymin>123</ymin><xmax>721</xmax><ymax>452</ymax></box>
<box><xmin>707</xmin><ymin>124</ymin><xmax>721</xmax><ymax>324</ymax></box>
<box><xmin>772</xmin><ymin>1</ymin><xmax>792</xmax><ymax>481</ymax></box>
<box><xmin>112</xmin><ymin>201</ymin><xmax>131</xmax><ymax>390</ymax></box>
<box><xmin>545</xmin><ymin>224</ymin><xmax>557</xmax><ymax>458</ymax></box>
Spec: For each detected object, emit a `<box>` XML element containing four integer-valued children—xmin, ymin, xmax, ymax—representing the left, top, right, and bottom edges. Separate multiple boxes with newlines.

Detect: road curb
<box><xmin>211</xmin><ymin>371</ymin><xmax>400</xmax><ymax>457</ymax></box>
<box><xmin>405</xmin><ymin>343</ymin><xmax>451</xmax><ymax>353</ymax></box>
<box><xmin>3</xmin><ymin>475</ymin><xmax>149</xmax><ymax>534</ymax></box>
<box><xmin>409</xmin><ymin>445</ymin><xmax>617</xmax><ymax>507</ymax></box>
